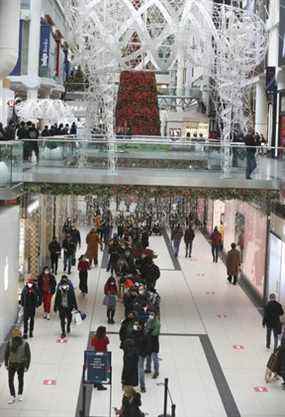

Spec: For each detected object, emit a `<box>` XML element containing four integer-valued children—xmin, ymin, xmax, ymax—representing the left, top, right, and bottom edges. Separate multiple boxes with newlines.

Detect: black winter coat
<box><xmin>140</xmin><ymin>261</ymin><xmax>160</xmax><ymax>287</ymax></box>
<box><xmin>54</xmin><ymin>286</ymin><xmax>77</xmax><ymax>312</ymax></box>
<box><xmin>122</xmin><ymin>348</ymin><xmax>139</xmax><ymax>386</ymax></box>
<box><xmin>21</xmin><ymin>285</ymin><xmax>41</xmax><ymax>314</ymax></box>
<box><xmin>263</xmin><ymin>300</ymin><xmax>284</xmax><ymax>332</ymax></box>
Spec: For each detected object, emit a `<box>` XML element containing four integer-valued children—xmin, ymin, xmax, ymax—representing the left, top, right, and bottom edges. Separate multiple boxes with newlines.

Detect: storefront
<box><xmin>267</xmin><ymin>213</ymin><xmax>285</xmax><ymax>306</ymax></box>
<box><xmin>223</xmin><ymin>201</ymin><xmax>268</xmax><ymax>299</ymax></box>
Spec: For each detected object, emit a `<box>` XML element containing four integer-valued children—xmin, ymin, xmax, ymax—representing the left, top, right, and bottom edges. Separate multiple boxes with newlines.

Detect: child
<box><xmin>78</xmin><ymin>255</ymin><xmax>89</xmax><ymax>295</ymax></box>
<box><xmin>103</xmin><ymin>290</ymin><xmax>117</xmax><ymax>324</ymax></box>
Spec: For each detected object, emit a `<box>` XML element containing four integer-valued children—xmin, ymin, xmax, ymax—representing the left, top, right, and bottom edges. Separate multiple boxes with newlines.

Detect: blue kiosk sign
<box><xmin>84</xmin><ymin>351</ymin><xmax>112</xmax><ymax>384</ymax></box>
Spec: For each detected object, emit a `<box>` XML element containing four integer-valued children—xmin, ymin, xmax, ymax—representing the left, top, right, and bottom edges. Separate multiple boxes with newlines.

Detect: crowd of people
<box><xmin>3</xmin><ymin>209</ymin><xmax>285</xmax><ymax>410</ymax></box>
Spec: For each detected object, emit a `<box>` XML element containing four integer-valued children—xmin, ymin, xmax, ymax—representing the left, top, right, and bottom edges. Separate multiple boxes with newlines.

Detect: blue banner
<box><xmin>84</xmin><ymin>351</ymin><xmax>111</xmax><ymax>384</ymax></box>
<box><xmin>10</xmin><ymin>19</ymin><xmax>24</xmax><ymax>76</ymax></box>
<box><xmin>39</xmin><ymin>22</ymin><xmax>51</xmax><ymax>77</ymax></box>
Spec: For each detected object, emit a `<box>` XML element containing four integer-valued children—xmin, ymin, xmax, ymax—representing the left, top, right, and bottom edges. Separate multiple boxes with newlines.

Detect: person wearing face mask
<box><xmin>62</xmin><ymin>217</ymin><xmax>73</xmax><ymax>235</ymax></box>
<box><xmin>37</xmin><ymin>267</ymin><xmax>57</xmax><ymax>319</ymax></box>
<box><xmin>21</xmin><ymin>278</ymin><xmax>41</xmax><ymax>339</ymax></box>
<box><xmin>119</xmin><ymin>312</ymin><xmax>136</xmax><ymax>349</ymax></box>
<box><xmin>4</xmin><ymin>327</ymin><xmax>31</xmax><ymax>404</ymax></box>
<box><xmin>145</xmin><ymin>312</ymin><xmax>161</xmax><ymax>379</ymax></box>
<box><xmin>136</xmin><ymin>321</ymin><xmax>149</xmax><ymax>393</ymax></box>
<box><xmin>123</xmin><ymin>287</ymin><xmax>139</xmax><ymax>318</ymax></box>
<box><xmin>48</xmin><ymin>236</ymin><xmax>61</xmax><ymax>275</ymax></box>
<box><xmin>54</xmin><ymin>275</ymin><xmax>78</xmax><ymax>338</ymax></box>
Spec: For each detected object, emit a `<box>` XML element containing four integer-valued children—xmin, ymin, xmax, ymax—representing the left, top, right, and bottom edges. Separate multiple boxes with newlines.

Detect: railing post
<box><xmin>158</xmin><ymin>378</ymin><xmax>171</xmax><ymax>417</ymax></box>
<box><xmin>171</xmin><ymin>404</ymin><xmax>176</xmax><ymax>417</ymax></box>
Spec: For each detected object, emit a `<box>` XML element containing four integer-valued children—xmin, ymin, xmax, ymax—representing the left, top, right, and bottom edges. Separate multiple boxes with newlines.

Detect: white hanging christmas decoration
<box><xmin>63</xmin><ymin>0</ymin><xmax>267</xmax><ymax>174</ymax></box>
<box><xmin>16</xmin><ymin>99</ymin><xmax>75</xmax><ymax>123</ymax></box>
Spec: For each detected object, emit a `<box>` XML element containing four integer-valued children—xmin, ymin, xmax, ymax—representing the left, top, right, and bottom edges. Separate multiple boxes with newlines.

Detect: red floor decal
<box><xmin>56</xmin><ymin>337</ymin><xmax>67</xmax><ymax>343</ymax></box>
<box><xmin>43</xmin><ymin>379</ymin><xmax>56</xmax><ymax>385</ymax></box>
<box><xmin>254</xmin><ymin>386</ymin><xmax>268</xmax><ymax>392</ymax></box>
<box><xmin>233</xmin><ymin>345</ymin><xmax>245</xmax><ymax>350</ymax></box>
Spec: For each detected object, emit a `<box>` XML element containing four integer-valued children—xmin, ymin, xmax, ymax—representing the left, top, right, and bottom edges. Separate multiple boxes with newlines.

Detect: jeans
<box><xmin>138</xmin><ymin>356</ymin><xmax>146</xmax><ymax>389</ymax></box>
<box><xmin>173</xmin><ymin>240</ymin><xmax>181</xmax><ymax>257</ymax></box>
<box><xmin>23</xmin><ymin>311</ymin><xmax>35</xmax><ymax>336</ymax></box>
<box><xmin>59</xmin><ymin>308</ymin><xmax>72</xmax><ymax>335</ymax></box>
<box><xmin>185</xmin><ymin>240</ymin><xmax>193</xmax><ymax>257</ymax></box>
<box><xmin>63</xmin><ymin>253</ymin><xmax>73</xmax><ymax>274</ymax></box>
<box><xmin>50</xmin><ymin>254</ymin><xmax>59</xmax><ymax>274</ymax></box>
<box><xmin>246</xmin><ymin>152</ymin><xmax>257</xmax><ymax>178</ymax></box>
<box><xmin>266</xmin><ymin>326</ymin><xmax>279</xmax><ymax>351</ymax></box>
<box><xmin>8</xmin><ymin>365</ymin><xmax>25</xmax><ymax>396</ymax></box>
<box><xmin>146</xmin><ymin>353</ymin><xmax>159</xmax><ymax>373</ymax></box>
<box><xmin>211</xmin><ymin>245</ymin><xmax>219</xmax><ymax>262</ymax></box>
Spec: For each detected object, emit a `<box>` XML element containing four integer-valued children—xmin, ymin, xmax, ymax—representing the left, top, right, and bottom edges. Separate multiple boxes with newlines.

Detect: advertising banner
<box><xmin>279</xmin><ymin>0</ymin><xmax>285</xmax><ymax>66</ymax></box>
<box><xmin>39</xmin><ymin>22</ymin><xmax>51</xmax><ymax>78</ymax></box>
<box><xmin>10</xmin><ymin>19</ymin><xmax>24</xmax><ymax>76</ymax></box>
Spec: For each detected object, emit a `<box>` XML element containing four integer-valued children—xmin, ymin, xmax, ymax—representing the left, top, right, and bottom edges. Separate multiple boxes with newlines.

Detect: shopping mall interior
<box><xmin>1</xmin><ymin>1</ymin><xmax>285</xmax><ymax>417</ymax></box>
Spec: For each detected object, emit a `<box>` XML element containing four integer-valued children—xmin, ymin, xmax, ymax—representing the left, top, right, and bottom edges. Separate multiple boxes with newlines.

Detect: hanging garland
<box><xmin>23</xmin><ymin>182</ymin><xmax>279</xmax><ymax>206</ymax></box>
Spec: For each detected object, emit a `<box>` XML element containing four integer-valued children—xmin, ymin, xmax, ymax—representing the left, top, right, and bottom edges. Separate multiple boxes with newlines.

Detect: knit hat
<box><xmin>11</xmin><ymin>327</ymin><xmax>22</xmax><ymax>338</ymax></box>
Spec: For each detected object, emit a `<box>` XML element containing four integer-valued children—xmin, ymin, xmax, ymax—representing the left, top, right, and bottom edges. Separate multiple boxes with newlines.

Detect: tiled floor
<box><xmin>0</xmin><ymin>228</ymin><xmax>284</xmax><ymax>417</ymax></box>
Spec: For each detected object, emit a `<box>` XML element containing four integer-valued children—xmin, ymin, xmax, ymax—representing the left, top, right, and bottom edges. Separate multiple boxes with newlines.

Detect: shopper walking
<box><xmin>210</xmin><ymin>227</ymin><xmax>222</xmax><ymax>263</ymax></box>
<box><xmin>4</xmin><ymin>327</ymin><xmax>31</xmax><ymax>404</ymax></box>
<box><xmin>54</xmin><ymin>275</ymin><xmax>78</xmax><ymax>338</ymax></box>
<box><xmin>21</xmin><ymin>278</ymin><xmax>41</xmax><ymax>339</ymax></box>
<box><xmin>172</xmin><ymin>224</ymin><xmax>184</xmax><ymax>257</ymax></box>
<box><xmin>86</xmin><ymin>228</ymin><xmax>102</xmax><ymax>267</ymax></box>
<box><xmin>263</xmin><ymin>294</ymin><xmax>284</xmax><ymax>351</ymax></box>
<box><xmin>184</xmin><ymin>224</ymin><xmax>195</xmax><ymax>257</ymax></box>
<box><xmin>37</xmin><ymin>266</ymin><xmax>57</xmax><ymax>319</ymax></box>
<box><xmin>78</xmin><ymin>255</ymin><xmax>90</xmax><ymax>295</ymax></box>
<box><xmin>90</xmin><ymin>326</ymin><xmax>109</xmax><ymax>390</ymax></box>
<box><xmin>48</xmin><ymin>236</ymin><xmax>61</xmax><ymax>275</ymax></box>
<box><xmin>62</xmin><ymin>234</ymin><xmax>76</xmax><ymax>274</ymax></box>
<box><xmin>226</xmin><ymin>243</ymin><xmax>241</xmax><ymax>285</ymax></box>
<box><xmin>245</xmin><ymin>128</ymin><xmax>257</xmax><ymax>179</ymax></box>
<box><xmin>145</xmin><ymin>312</ymin><xmax>161</xmax><ymax>379</ymax></box>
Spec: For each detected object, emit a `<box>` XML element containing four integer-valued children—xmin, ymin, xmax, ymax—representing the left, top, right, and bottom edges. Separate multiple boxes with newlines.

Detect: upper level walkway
<box><xmin>0</xmin><ymin>138</ymin><xmax>282</xmax><ymax>193</ymax></box>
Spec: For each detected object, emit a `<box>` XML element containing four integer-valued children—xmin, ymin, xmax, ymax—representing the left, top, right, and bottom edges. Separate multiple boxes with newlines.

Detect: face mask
<box><xmin>62</xmin><ymin>285</ymin><xmax>68</xmax><ymax>290</ymax></box>
<box><xmin>139</xmin><ymin>290</ymin><xmax>144</xmax><ymax>295</ymax></box>
<box><xmin>149</xmin><ymin>315</ymin><xmax>155</xmax><ymax>320</ymax></box>
<box><xmin>27</xmin><ymin>283</ymin><xmax>33</xmax><ymax>288</ymax></box>
<box><xmin>133</xmin><ymin>325</ymin><xmax>139</xmax><ymax>331</ymax></box>
<box><xmin>44</xmin><ymin>271</ymin><xmax>49</xmax><ymax>275</ymax></box>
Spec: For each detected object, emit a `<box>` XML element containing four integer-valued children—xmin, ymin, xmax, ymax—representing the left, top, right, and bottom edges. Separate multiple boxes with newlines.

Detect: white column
<box><xmin>176</xmin><ymin>55</ymin><xmax>184</xmax><ymax>111</ymax></box>
<box><xmin>27</xmin><ymin>0</ymin><xmax>42</xmax><ymax>99</ymax></box>
<box><xmin>255</xmin><ymin>79</ymin><xmax>267</xmax><ymax>137</ymax></box>
<box><xmin>185</xmin><ymin>63</ymin><xmax>192</xmax><ymax>97</ymax></box>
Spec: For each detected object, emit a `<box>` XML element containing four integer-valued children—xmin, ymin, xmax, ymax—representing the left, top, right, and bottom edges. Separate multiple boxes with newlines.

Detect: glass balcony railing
<box><xmin>0</xmin><ymin>142</ymin><xmax>23</xmax><ymax>188</ymax></box>
<box><xmin>20</xmin><ymin>137</ymin><xmax>284</xmax><ymax>186</ymax></box>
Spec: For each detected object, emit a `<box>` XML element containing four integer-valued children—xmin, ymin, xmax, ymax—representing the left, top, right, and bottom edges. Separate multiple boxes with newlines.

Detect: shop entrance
<box><xmin>268</xmin><ymin>232</ymin><xmax>285</xmax><ymax>305</ymax></box>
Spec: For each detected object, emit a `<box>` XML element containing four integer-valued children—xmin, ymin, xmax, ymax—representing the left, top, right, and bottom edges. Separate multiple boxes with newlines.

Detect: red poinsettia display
<box><xmin>116</xmin><ymin>71</ymin><xmax>161</xmax><ymax>136</ymax></box>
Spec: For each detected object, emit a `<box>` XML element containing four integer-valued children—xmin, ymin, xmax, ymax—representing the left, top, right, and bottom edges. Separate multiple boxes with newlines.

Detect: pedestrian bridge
<box><xmin>0</xmin><ymin>138</ymin><xmax>282</xmax><ymax>198</ymax></box>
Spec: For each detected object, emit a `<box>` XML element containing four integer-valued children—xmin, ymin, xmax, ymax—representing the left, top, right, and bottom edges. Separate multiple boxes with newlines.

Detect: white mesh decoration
<box><xmin>16</xmin><ymin>99</ymin><xmax>75</xmax><ymax>123</ymax></box>
<box><xmin>63</xmin><ymin>0</ymin><xmax>267</xmax><ymax>173</ymax></box>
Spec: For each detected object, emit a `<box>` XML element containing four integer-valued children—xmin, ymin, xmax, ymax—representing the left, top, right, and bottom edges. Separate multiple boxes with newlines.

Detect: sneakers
<box><xmin>8</xmin><ymin>396</ymin><xmax>16</xmax><ymax>404</ymax></box>
<box><xmin>23</xmin><ymin>334</ymin><xmax>28</xmax><ymax>339</ymax></box>
<box><xmin>97</xmin><ymin>385</ymin><xmax>107</xmax><ymax>391</ymax></box>
<box><xmin>141</xmin><ymin>387</ymin><xmax>146</xmax><ymax>393</ymax></box>
<box><xmin>144</xmin><ymin>369</ymin><xmax>151</xmax><ymax>374</ymax></box>
<box><xmin>43</xmin><ymin>313</ymin><xmax>47</xmax><ymax>319</ymax></box>
<box><xmin>61</xmin><ymin>333</ymin><xmax>66</xmax><ymax>338</ymax></box>
<box><xmin>152</xmin><ymin>372</ymin><xmax>159</xmax><ymax>379</ymax></box>
<box><xmin>18</xmin><ymin>395</ymin><xmax>23</xmax><ymax>402</ymax></box>
<box><xmin>46</xmin><ymin>314</ymin><xmax>50</xmax><ymax>320</ymax></box>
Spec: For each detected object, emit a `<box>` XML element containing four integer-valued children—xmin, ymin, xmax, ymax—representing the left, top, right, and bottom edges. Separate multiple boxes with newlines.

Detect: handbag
<box><xmin>72</xmin><ymin>310</ymin><xmax>82</xmax><ymax>326</ymax></box>
<box><xmin>266</xmin><ymin>350</ymin><xmax>281</xmax><ymax>373</ymax></box>
<box><xmin>103</xmin><ymin>295</ymin><xmax>109</xmax><ymax>306</ymax></box>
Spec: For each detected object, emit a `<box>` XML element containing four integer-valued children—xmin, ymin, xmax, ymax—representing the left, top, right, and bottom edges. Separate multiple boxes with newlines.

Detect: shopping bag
<box><xmin>72</xmin><ymin>310</ymin><xmax>83</xmax><ymax>326</ymax></box>
<box><xmin>102</xmin><ymin>295</ymin><xmax>109</xmax><ymax>306</ymax></box>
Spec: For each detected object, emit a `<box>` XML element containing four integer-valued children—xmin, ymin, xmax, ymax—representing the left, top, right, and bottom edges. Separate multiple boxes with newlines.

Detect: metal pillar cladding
<box><xmin>26</xmin><ymin>213</ymin><xmax>40</xmax><ymax>277</ymax></box>
<box><xmin>0</xmin><ymin>0</ymin><xmax>20</xmax><ymax>79</ymax></box>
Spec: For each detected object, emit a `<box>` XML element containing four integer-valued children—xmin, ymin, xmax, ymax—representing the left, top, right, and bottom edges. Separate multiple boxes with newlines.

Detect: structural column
<box><xmin>176</xmin><ymin>54</ymin><xmax>185</xmax><ymax>111</ymax></box>
<box><xmin>255</xmin><ymin>79</ymin><xmax>267</xmax><ymax>137</ymax></box>
<box><xmin>27</xmin><ymin>0</ymin><xmax>42</xmax><ymax>99</ymax></box>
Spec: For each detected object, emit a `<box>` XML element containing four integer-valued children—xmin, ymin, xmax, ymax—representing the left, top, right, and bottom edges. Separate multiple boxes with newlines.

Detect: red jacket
<box><xmin>104</xmin><ymin>278</ymin><xmax>118</xmax><ymax>295</ymax></box>
<box><xmin>78</xmin><ymin>260</ymin><xmax>89</xmax><ymax>272</ymax></box>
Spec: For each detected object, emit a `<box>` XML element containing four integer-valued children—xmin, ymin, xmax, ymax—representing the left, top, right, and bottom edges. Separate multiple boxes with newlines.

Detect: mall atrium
<box><xmin>0</xmin><ymin>1</ymin><xmax>285</xmax><ymax>417</ymax></box>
